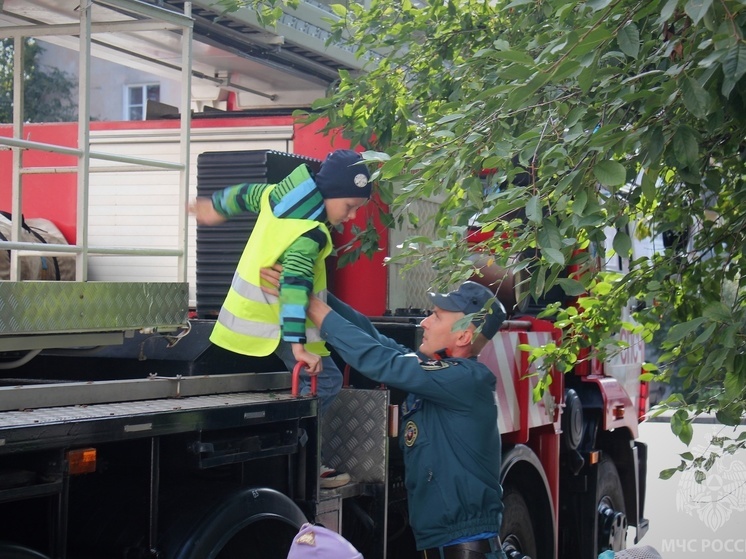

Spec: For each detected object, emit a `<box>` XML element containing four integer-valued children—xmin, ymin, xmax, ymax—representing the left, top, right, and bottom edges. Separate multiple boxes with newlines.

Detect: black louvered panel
<box><xmin>195</xmin><ymin>150</ymin><xmax>321</xmax><ymax>318</ymax></box>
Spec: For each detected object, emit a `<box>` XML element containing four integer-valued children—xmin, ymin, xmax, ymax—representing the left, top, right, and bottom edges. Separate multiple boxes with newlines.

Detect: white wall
<box><xmin>87</xmin><ymin>124</ymin><xmax>294</xmax><ymax>307</ymax></box>
<box><xmin>39</xmin><ymin>42</ymin><xmax>184</xmax><ymax>122</ymax></box>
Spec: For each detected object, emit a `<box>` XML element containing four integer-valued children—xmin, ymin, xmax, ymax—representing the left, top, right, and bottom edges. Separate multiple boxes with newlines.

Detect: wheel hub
<box><xmin>502</xmin><ymin>535</ymin><xmax>533</xmax><ymax>559</ymax></box>
<box><xmin>598</xmin><ymin>497</ymin><xmax>628</xmax><ymax>551</ymax></box>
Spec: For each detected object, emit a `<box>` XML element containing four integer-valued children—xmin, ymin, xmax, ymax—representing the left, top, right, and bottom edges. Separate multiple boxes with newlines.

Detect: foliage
<box><xmin>221</xmin><ymin>0</ymin><xmax>746</xmax><ymax>479</ymax></box>
<box><xmin>0</xmin><ymin>38</ymin><xmax>77</xmax><ymax>123</ymax></box>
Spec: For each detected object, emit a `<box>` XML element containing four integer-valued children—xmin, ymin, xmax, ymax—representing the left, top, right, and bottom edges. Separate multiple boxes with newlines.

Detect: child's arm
<box><xmin>189</xmin><ymin>182</ymin><xmax>270</xmax><ymax>225</ymax></box>
<box><xmin>278</xmin><ymin>229</ymin><xmax>327</xmax><ymax>343</ymax></box>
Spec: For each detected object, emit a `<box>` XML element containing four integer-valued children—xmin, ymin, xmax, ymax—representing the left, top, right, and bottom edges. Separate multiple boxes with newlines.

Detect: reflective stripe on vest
<box><xmin>210</xmin><ymin>177</ymin><xmax>332</xmax><ymax>357</ymax></box>
<box><xmin>217</xmin><ymin>271</ymin><xmax>328</xmax><ymax>343</ymax></box>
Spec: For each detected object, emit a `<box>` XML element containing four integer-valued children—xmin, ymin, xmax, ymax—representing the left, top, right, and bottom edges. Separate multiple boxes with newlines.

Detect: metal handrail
<box><xmin>0</xmin><ymin>241</ymin><xmax>183</xmax><ymax>258</ymax></box>
<box><xmin>0</xmin><ymin>136</ymin><xmax>184</xmax><ymax>171</ymax></box>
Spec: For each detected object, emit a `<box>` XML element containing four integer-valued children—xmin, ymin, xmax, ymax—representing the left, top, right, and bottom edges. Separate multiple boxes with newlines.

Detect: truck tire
<box><xmin>160</xmin><ymin>487</ymin><xmax>309</xmax><ymax>559</ymax></box>
<box><xmin>596</xmin><ymin>457</ymin><xmax>627</xmax><ymax>554</ymax></box>
<box><xmin>500</xmin><ymin>486</ymin><xmax>537</xmax><ymax>559</ymax></box>
<box><xmin>0</xmin><ymin>543</ymin><xmax>51</xmax><ymax>559</ymax></box>
<box><xmin>500</xmin><ymin>445</ymin><xmax>555</xmax><ymax>559</ymax></box>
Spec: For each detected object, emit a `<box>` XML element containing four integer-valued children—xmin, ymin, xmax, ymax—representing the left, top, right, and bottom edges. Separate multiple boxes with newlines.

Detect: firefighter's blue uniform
<box><xmin>320</xmin><ymin>294</ymin><xmax>504</xmax><ymax>552</ymax></box>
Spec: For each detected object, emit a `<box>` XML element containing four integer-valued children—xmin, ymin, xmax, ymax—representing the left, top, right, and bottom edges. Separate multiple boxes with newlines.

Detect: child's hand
<box><xmin>292</xmin><ymin>343</ymin><xmax>322</xmax><ymax>375</ymax></box>
<box><xmin>189</xmin><ymin>198</ymin><xmax>226</xmax><ymax>226</ymax></box>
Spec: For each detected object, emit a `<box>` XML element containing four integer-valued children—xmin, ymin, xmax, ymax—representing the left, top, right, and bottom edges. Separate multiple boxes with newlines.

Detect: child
<box><xmin>190</xmin><ymin>149</ymin><xmax>371</xmax><ymax>488</ymax></box>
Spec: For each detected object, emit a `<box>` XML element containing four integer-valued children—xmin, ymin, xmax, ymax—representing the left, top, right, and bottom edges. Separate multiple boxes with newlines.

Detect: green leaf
<box><xmin>684</xmin><ymin>0</ymin><xmax>713</xmax><ymax>25</ymax></box>
<box><xmin>573</xmin><ymin>27</ymin><xmax>613</xmax><ymax>57</ymax></box>
<box><xmin>489</xmin><ymin>50</ymin><xmax>536</xmax><ymax>66</ymax></box>
<box><xmin>702</xmin><ymin>302</ymin><xmax>731</xmax><ymax>322</ymax></box>
<box><xmin>593</xmin><ymin>160</ymin><xmax>627</xmax><ymax>187</ymax></box>
<box><xmin>672</xmin><ymin>126</ymin><xmax>700</xmax><ymax>168</ymax></box>
<box><xmin>592</xmin><ymin>281</ymin><xmax>612</xmax><ymax>296</ymax></box>
<box><xmin>526</xmin><ymin>195</ymin><xmax>542</xmax><ymax>224</ymax></box>
<box><xmin>679</xmin><ymin>422</ymin><xmax>694</xmax><ymax>445</ymax></box>
<box><xmin>681</xmin><ymin>76</ymin><xmax>711</xmax><ymax>119</ymax></box>
<box><xmin>659</xmin><ymin>0</ymin><xmax>679</xmax><ymax>23</ymax></box>
<box><xmin>716</xmin><ymin>408</ymin><xmax>743</xmax><ymax>426</ymax></box>
<box><xmin>505</xmin><ymin>0</ymin><xmax>534</xmax><ymax>7</ymax></box>
<box><xmin>617</xmin><ymin>24</ymin><xmax>640</xmax><ymax>58</ymax></box>
<box><xmin>330</xmin><ymin>3</ymin><xmax>348</xmax><ymax>17</ymax></box>
<box><xmin>659</xmin><ymin>468</ymin><xmax>678</xmax><ymax>480</ymax></box>
<box><xmin>538</xmin><ymin>218</ymin><xmax>562</xmax><ymax>250</ymax></box>
<box><xmin>557</xmin><ymin>278</ymin><xmax>586</xmax><ymax>296</ymax></box>
<box><xmin>666</xmin><ymin>317</ymin><xmax>707</xmax><ymax>344</ymax></box>
<box><xmin>613</xmin><ymin>230</ymin><xmax>632</xmax><ymax>258</ymax></box>
<box><xmin>671</xmin><ymin>410</ymin><xmax>687</xmax><ymax>434</ymax></box>
<box><xmin>721</xmin><ymin>44</ymin><xmax>746</xmax><ymax>97</ymax></box>
<box><xmin>542</xmin><ymin>247</ymin><xmax>566</xmax><ymax>266</ymax></box>
<box><xmin>588</xmin><ymin>0</ymin><xmax>613</xmax><ymax>10</ymax></box>
<box><xmin>724</xmin><ymin>370</ymin><xmax>741</xmax><ymax>399</ymax></box>
<box><xmin>381</xmin><ymin>156</ymin><xmax>406</xmax><ymax>179</ymax></box>
<box><xmin>436</xmin><ymin>113</ymin><xmax>465</xmax><ymax>125</ymax></box>
<box><xmin>692</xmin><ymin>323</ymin><xmax>716</xmax><ymax>345</ymax></box>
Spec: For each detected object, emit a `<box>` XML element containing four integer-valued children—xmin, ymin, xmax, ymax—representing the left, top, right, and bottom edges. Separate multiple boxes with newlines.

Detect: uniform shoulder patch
<box><xmin>404</xmin><ymin>420</ymin><xmax>418</xmax><ymax>447</ymax></box>
<box><xmin>420</xmin><ymin>359</ymin><xmax>451</xmax><ymax>371</ymax></box>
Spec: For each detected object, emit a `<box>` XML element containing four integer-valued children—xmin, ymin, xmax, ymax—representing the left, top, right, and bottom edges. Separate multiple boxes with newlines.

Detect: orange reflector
<box><xmin>589</xmin><ymin>450</ymin><xmax>600</xmax><ymax>465</ymax></box>
<box><xmin>613</xmin><ymin>405</ymin><xmax>625</xmax><ymax>419</ymax></box>
<box><xmin>67</xmin><ymin>448</ymin><xmax>97</xmax><ymax>475</ymax></box>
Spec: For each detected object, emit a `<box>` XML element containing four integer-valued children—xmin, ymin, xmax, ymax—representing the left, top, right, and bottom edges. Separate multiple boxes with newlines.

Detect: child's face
<box><xmin>324</xmin><ymin>197</ymin><xmax>368</xmax><ymax>226</ymax></box>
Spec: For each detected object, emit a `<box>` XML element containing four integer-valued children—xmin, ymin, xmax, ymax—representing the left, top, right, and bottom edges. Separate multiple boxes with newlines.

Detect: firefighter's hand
<box><xmin>259</xmin><ymin>263</ymin><xmax>283</xmax><ymax>296</ymax></box>
<box><xmin>189</xmin><ymin>197</ymin><xmax>226</xmax><ymax>226</ymax></box>
<box><xmin>292</xmin><ymin>343</ymin><xmax>322</xmax><ymax>375</ymax></box>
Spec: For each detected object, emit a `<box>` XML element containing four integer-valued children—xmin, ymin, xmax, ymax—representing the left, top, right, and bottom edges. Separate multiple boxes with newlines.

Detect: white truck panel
<box><xmin>87</xmin><ymin>126</ymin><xmax>293</xmax><ymax>307</ymax></box>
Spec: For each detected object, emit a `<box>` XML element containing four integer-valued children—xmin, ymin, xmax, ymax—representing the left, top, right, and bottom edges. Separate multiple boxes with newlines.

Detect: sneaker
<box><xmin>320</xmin><ymin>464</ymin><xmax>351</xmax><ymax>489</ymax></box>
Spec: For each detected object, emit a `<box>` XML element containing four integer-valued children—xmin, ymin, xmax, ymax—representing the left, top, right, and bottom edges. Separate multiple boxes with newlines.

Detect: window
<box><xmin>125</xmin><ymin>84</ymin><xmax>160</xmax><ymax>121</ymax></box>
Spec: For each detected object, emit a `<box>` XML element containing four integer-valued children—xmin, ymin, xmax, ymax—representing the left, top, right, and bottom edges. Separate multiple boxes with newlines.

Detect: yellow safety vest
<box><xmin>210</xmin><ymin>186</ymin><xmax>333</xmax><ymax>357</ymax></box>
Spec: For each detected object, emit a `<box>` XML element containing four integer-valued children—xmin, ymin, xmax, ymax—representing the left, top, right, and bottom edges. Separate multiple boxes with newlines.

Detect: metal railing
<box><xmin>0</xmin><ymin>0</ymin><xmax>194</xmax><ymax>283</ymax></box>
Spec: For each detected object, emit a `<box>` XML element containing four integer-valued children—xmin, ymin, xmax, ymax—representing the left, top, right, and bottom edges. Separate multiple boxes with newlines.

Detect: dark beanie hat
<box><xmin>315</xmin><ymin>149</ymin><xmax>371</xmax><ymax>200</ymax></box>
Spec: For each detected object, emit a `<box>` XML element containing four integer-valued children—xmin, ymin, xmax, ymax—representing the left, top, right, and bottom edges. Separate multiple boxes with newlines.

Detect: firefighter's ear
<box><xmin>456</xmin><ymin>328</ymin><xmax>474</xmax><ymax>348</ymax></box>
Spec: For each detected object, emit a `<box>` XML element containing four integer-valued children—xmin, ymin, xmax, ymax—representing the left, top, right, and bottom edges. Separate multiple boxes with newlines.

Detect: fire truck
<box><xmin>0</xmin><ymin>1</ymin><xmax>649</xmax><ymax>558</ymax></box>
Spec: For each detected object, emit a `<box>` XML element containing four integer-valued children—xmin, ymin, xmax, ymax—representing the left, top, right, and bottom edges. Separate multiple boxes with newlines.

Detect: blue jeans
<box><xmin>275</xmin><ymin>341</ymin><xmax>343</xmax><ymax>415</ymax></box>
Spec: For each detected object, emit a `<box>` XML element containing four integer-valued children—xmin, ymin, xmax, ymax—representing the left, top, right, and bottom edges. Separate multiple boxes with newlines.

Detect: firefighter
<box><xmin>260</xmin><ymin>265</ymin><xmax>508</xmax><ymax>558</ymax></box>
<box><xmin>306</xmin><ymin>281</ymin><xmax>507</xmax><ymax>558</ymax></box>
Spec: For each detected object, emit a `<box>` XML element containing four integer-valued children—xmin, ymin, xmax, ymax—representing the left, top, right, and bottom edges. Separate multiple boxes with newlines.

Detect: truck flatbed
<box><xmin>0</xmin><ymin>389</ymin><xmax>315</xmax><ymax>455</ymax></box>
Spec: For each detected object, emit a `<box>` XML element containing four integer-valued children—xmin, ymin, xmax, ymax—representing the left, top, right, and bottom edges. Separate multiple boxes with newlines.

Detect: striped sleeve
<box><xmin>278</xmin><ymin>226</ymin><xmax>328</xmax><ymax>343</ymax></box>
<box><xmin>211</xmin><ymin>182</ymin><xmax>270</xmax><ymax>217</ymax></box>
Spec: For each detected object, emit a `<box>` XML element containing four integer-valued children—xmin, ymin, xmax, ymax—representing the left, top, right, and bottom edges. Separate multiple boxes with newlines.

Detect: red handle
<box><xmin>291</xmin><ymin>361</ymin><xmax>317</xmax><ymax>397</ymax></box>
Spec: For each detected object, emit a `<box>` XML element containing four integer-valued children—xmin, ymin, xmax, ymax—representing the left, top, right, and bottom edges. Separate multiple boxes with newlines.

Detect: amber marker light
<box><xmin>67</xmin><ymin>448</ymin><xmax>97</xmax><ymax>475</ymax></box>
<box><xmin>588</xmin><ymin>450</ymin><xmax>600</xmax><ymax>465</ymax></box>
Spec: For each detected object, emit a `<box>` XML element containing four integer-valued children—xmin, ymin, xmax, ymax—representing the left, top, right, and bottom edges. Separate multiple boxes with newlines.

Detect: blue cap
<box><xmin>428</xmin><ymin>281</ymin><xmax>506</xmax><ymax>339</ymax></box>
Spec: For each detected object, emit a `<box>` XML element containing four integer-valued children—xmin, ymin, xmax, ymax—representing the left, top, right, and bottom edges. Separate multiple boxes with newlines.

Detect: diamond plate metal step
<box><xmin>0</xmin><ymin>281</ymin><xmax>188</xmax><ymax>337</ymax></box>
